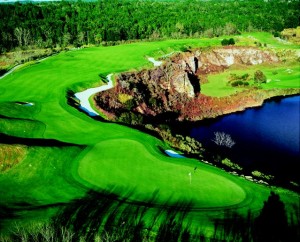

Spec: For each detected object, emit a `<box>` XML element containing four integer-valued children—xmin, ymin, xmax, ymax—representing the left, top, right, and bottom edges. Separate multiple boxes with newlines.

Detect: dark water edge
<box><xmin>188</xmin><ymin>95</ymin><xmax>300</xmax><ymax>185</ymax></box>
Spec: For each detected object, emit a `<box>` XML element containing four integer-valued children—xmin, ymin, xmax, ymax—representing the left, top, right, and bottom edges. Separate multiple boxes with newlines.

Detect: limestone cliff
<box><xmin>94</xmin><ymin>46</ymin><xmax>297</xmax><ymax>123</ymax></box>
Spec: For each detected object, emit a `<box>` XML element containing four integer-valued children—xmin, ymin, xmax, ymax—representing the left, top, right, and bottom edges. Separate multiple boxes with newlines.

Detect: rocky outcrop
<box><xmin>94</xmin><ymin>46</ymin><xmax>296</xmax><ymax>123</ymax></box>
<box><xmin>178</xmin><ymin>47</ymin><xmax>279</xmax><ymax>75</ymax></box>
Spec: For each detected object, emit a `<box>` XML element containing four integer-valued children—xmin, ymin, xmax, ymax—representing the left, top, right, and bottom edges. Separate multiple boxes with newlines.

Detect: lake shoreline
<box><xmin>127</xmin><ymin>93</ymin><xmax>300</xmax><ymax>193</ymax></box>
<box><xmin>182</xmin><ymin>91</ymin><xmax>300</xmax><ymax>125</ymax></box>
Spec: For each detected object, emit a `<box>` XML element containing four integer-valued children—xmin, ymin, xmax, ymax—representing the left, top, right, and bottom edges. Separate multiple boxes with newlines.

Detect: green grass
<box><xmin>0</xmin><ymin>38</ymin><xmax>223</xmax><ymax>143</ymax></box>
<box><xmin>237</xmin><ymin>32</ymin><xmax>300</xmax><ymax>49</ymax></box>
<box><xmin>202</xmin><ymin>62</ymin><xmax>300</xmax><ymax>97</ymax></box>
<box><xmin>201</xmin><ymin>72</ymin><xmax>243</xmax><ymax>97</ymax></box>
<box><xmin>0</xmin><ymin>34</ymin><xmax>299</xmax><ymax>235</ymax></box>
<box><xmin>0</xmin><ymin>145</ymin><xmax>86</xmax><ymax>205</ymax></box>
<box><xmin>77</xmin><ymin>138</ymin><xmax>246</xmax><ymax>207</ymax></box>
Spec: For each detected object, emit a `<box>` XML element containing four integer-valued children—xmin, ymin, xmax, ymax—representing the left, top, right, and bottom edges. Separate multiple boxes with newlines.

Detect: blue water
<box><xmin>190</xmin><ymin>95</ymin><xmax>300</xmax><ymax>180</ymax></box>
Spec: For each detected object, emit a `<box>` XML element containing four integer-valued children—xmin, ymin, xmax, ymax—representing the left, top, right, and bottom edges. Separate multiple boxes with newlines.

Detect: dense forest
<box><xmin>0</xmin><ymin>0</ymin><xmax>299</xmax><ymax>53</ymax></box>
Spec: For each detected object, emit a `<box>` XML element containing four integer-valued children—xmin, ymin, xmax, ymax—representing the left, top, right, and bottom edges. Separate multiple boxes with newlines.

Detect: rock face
<box><xmin>180</xmin><ymin>47</ymin><xmax>279</xmax><ymax>75</ymax></box>
<box><xmin>94</xmin><ymin>46</ymin><xmax>286</xmax><ymax>123</ymax></box>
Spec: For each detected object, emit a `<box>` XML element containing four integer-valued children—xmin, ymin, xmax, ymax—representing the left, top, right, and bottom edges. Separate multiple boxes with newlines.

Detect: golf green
<box><xmin>76</xmin><ymin>138</ymin><xmax>246</xmax><ymax>207</ymax></box>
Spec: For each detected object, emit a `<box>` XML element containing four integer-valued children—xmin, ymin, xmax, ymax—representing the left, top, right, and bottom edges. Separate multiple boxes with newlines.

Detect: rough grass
<box><xmin>0</xmin><ymin>144</ymin><xmax>27</xmax><ymax>172</ymax></box>
<box><xmin>0</xmin><ymin>145</ymin><xmax>86</xmax><ymax>205</ymax></box>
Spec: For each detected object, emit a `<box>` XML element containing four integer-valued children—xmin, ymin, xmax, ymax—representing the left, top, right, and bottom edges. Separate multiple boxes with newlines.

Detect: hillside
<box><xmin>95</xmin><ymin>46</ymin><xmax>299</xmax><ymax>123</ymax></box>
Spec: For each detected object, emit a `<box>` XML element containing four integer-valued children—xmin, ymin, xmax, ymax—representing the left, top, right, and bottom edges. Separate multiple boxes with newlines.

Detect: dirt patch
<box><xmin>0</xmin><ymin>144</ymin><xmax>28</xmax><ymax>172</ymax></box>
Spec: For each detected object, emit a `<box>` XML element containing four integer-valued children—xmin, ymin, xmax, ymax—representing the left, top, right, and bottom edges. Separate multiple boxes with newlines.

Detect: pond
<box><xmin>190</xmin><ymin>95</ymin><xmax>300</xmax><ymax>183</ymax></box>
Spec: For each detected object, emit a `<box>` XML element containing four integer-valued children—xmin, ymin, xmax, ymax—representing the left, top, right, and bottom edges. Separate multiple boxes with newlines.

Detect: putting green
<box><xmin>77</xmin><ymin>139</ymin><xmax>246</xmax><ymax>207</ymax></box>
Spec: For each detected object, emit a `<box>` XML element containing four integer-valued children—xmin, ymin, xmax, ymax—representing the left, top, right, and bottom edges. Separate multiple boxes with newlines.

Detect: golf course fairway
<box><xmin>0</xmin><ymin>33</ymin><xmax>299</xmax><ymax>234</ymax></box>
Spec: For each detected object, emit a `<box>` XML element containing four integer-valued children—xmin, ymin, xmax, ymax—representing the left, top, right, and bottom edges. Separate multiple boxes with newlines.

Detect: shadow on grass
<box><xmin>52</xmin><ymin>189</ymin><xmax>300</xmax><ymax>241</ymax></box>
<box><xmin>0</xmin><ymin>133</ymin><xmax>84</xmax><ymax>147</ymax></box>
<box><xmin>2</xmin><ymin>190</ymin><xmax>299</xmax><ymax>241</ymax></box>
<box><xmin>0</xmin><ymin>205</ymin><xmax>18</xmax><ymax>231</ymax></box>
<box><xmin>53</xmin><ymin>187</ymin><xmax>195</xmax><ymax>241</ymax></box>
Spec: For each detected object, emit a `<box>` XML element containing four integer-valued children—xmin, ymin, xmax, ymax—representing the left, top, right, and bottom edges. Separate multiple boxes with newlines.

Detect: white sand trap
<box><xmin>75</xmin><ymin>74</ymin><xmax>114</xmax><ymax>116</ymax></box>
<box><xmin>148</xmin><ymin>57</ymin><xmax>163</xmax><ymax>67</ymax></box>
<box><xmin>23</xmin><ymin>102</ymin><xmax>34</xmax><ymax>106</ymax></box>
<box><xmin>165</xmin><ymin>149</ymin><xmax>185</xmax><ymax>158</ymax></box>
<box><xmin>16</xmin><ymin>101</ymin><xmax>34</xmax><ymax>106</ymax></box>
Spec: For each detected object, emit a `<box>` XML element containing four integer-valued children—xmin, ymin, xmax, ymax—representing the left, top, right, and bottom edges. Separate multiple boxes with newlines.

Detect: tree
<box><xmin>212</xmin><ymin>132</ymin><xmax>235</xmax><ymax>148</ymax></box>
<box><xmin>62</xmin><ymin>32</ymin><xmax>71</xmax><ymax>47</ymax></box>
<box><xmin>14</xmin><ymin>27</ymin><xmax>23</xmax><ymax>46</ymax></box>
<box><xmin>254</xmin><ymin>70</ymin><xmax>267</xmax><ymax>84</ymax></box>
<box><xmin>228</xmin><ymin>38</ymin><xmax>235</xmax><ymax>45</ymax></box>
<box><xmin>1</xmin><ymin>0</ymin><xmax>299</xmax><ymax>52</ymax></box>
<box><xmin>221</xmin><ymin>38</ymin><xmax>235</xmax><ymax>46</ymax></box>
<box><xmin>223</xmin><ymin>22</ymin><xmax>238</xmax><ymax>35</ymax></box>
<box><xmin>221</xmin><ymin>38</ymin><xmax>229</xmax><ymax>46</ymax></box>
<box><xmin>23</xmin><ymin>29</ymin><xmax>31</xmax><ymax>47</ymax></box>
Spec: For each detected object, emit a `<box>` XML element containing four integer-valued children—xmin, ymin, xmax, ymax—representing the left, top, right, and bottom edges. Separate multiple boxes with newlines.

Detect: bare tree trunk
<box><xmin>23</xmin><ymin>29</ymin><xmax>31</xmax><ymax>47</ymax></box>
<box><xmin>14</xmin><ymin>27</ymin><xmax>23</xmax><ymax>47</ymax></box>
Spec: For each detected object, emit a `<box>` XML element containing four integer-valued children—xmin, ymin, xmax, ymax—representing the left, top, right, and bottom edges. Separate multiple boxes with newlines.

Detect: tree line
<box><xmin>0</xmin><ymin>0</ymin><xmax>299</xmax><ymax>53</ymax></box>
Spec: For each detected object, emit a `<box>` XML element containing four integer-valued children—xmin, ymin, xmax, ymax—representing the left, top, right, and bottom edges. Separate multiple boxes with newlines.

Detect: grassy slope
<box><xmin>0</xmin><ymin>33</ymin><xmax>299</xmax><ymax>233</ymax></box>
<box><xmin>201</xmin><ymin>32</ymin><xmax>300</xmax><ymax>97</ymax></box>
<box><xmin>202</xmin><ymin>62</ymin><xmax>300</xmax><ymax>97</ymax></box>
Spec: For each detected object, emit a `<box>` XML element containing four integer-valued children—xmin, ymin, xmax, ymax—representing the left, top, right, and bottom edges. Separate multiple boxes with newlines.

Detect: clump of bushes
<box><xmin>251</xmin><ymin>170</ymin><xmax>274</xmax><ymax>181</ymax></box>
<box><xmin>228</xmin><ymin>73</ymin><xmax>250</xmax><ymax>87</ymax></box>
<box><xmin>221</xmin><ymin>38</ymin><xmax>235</xmax><ymax>46</ymax></box>
<box><xmin>231</xmin><ymin>80</ymin><xmax>250</xmax><ymax>87</ymax></box>
<box><xmin>254</xmin><ymin>70</ymin><xmax>267</xmax><ymax>84</ymax></box>
<box><xmin>228</xmin><ymin>70</ymin><xmax>267</xmax><ymax>87</ymax></box>
<box><xmin>221</xmin><ymin>158</ymin><xmax>242</xmax><ymax>170</ymax></box>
